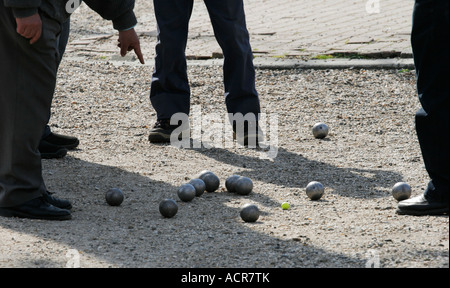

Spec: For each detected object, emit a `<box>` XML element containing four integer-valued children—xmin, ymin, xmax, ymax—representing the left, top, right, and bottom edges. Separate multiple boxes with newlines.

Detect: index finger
<box><xmin>134</xmin><ymin>44</ymin><xmax>145</xmax><ymax>64</ymax></box>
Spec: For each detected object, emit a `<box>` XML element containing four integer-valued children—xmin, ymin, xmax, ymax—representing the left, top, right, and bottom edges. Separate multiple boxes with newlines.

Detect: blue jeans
<box><xmin>150</xmin><ymin>0</ymin><xmax>260</xmax><ymax>120</ymax></box>
<box><xmin>412</xmin><ymin>0</ymin><xmax>449</xmax><ymax>202</ymax></box>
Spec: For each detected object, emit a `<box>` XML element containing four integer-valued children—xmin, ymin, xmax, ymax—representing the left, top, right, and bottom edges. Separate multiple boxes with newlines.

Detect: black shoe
<box><xmin>0</xmin><ymin>197</ymin><xmax>72</xmax><ymax>220</ymax></box>
<box><xmin>148</xmin><ymin>119</ymin><xmax>189</xmax><ymax>143</ymax></box>
<box><xmin>233</xmin><ymin>121</ymin><xmax>264</xmax><ymax>148</ymax></box>
<box><xmin>43</xmin><ymin>191</ymin><xmax>72</xmax><ymax>210</ymax></box>
<box><xmin>43</xmin><ymin>132</ymin><xmax>79</xmax><ymax>150</ymax></box>
<box><xmin>396</xmin><ymin>194</ymin><xmax>449</xmax><ymax>216</ymax></box>
<box><xmin>39</xmin><ymin>140</ymin><xmax>68</xmax><ymax>159</ymax></box>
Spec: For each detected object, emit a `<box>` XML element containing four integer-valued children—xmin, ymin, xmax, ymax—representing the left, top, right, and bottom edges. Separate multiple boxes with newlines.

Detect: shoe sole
<box><xmin>148</xmin><ymin>132</ymin><xmax>171</xmax><ymax>143</ymax></box>
<box><xmin>43</xmin><ymin>135</ymin><xmax>80</xmax><ymax>150</ymax></box>
<box><xmin>0</xmin><ymin>208</ymin><xmax>72</xmax><ymax>220</ymax></box>
<box><xmin>40</xmin><ymin>149</ymin><xmax>68</xmax><ymax>159</ymax></box>
<box><xmin>396</xmin><ymin>207</ymin><xmax>449</xmax><ymax>216</ymax></box>
<box><xmin>148</xmin><ymin>132</ymin><xmax>187</xmax><ymax>143</ymax></box>
<box><xmin>61</xmin><ymin>204</ymin><xmax>73</xmax><ymax>210</ymax></box>
<box><xmin>60</xmin><ymin>140</ymin><xmax>80</xmax><ymax>150</ymax></box>
<box><xmin>46</xmin><ymin>202</ymin><xmax>72</xmax><ymax>210</ymax></box>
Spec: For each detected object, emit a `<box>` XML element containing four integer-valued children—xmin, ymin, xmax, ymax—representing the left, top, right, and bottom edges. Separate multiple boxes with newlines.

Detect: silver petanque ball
<box><xmin>196</xmin><ymin>170</ymin><xmax>213</xmax><ymax>179</ymax></box>
<box><xmin>199</xmin><ymin>172</ymin><xmax>220</xmax><ymax>192</ymax></box>
<box><xmin>306</xmin><ymin>181</ymin><xmax>325</xmax><ymax>200</ymax></box>
<box><xmin>189</xmin><ymin>178</ymin><xmax>206</xmax><ymax>197</ymax></box>
<box><xmin>159</xmin><ymin>199</ymin><xmax>178</xmax><ymax>218</ymax></box>
<box><xmin>105</xmin><ymin>188</ymin><xmax>124</xmax><ymax>206</ymax></box>
<box><xmin>312</xmin><ymin>122</ymin><xmax>329</xmax><ymax>139</ymax></box>
<box><xmin>240</xmin><ymin>203</ymin><xmax>260</xmax><ymax>223</ymax></box>
<box><xmin>234</xmin><ymin>176</ymin><xmax>253</xmax><ymax>195</ymax></box>
<box><xmin>392</xmin><ymin>182</ymin><xmax>412</xmax><ymax>201</ymax></box>
<box><xmin>177</xmin><ymin>184</ymin><xmax>196</xmax><ymax>202</ymax></box>
<box><xmin>225</xmin><ymin>175</ymin><xmax>241</xmax><ymax>193</ymax></box>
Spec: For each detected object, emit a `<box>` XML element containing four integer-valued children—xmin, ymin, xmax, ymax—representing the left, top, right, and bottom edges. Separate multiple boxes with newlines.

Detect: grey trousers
<box><xmin>0</xmin><ymin>5</ymin><xmax>62</xmax><ymax>207</ymax></box>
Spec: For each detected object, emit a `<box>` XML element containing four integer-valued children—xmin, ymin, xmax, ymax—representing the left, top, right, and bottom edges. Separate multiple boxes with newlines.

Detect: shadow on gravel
<box><xmin>1</xmin><ymin>155</ymin><xmax>367</xmax><ymax>268</ymax></box>
<box><xmin>193</xmin><ymin>146</ymin><xmax>403</xmax><ymax>199</ymax></box>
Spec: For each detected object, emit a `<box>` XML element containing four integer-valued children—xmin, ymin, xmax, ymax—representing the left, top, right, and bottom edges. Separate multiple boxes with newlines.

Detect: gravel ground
<box><xmin>0</xmin><ymin>1</ymin><xmax>448</xmax><ymax>269</ymax></box>
<box><xmin>0</xmin><ymin>62</ymin><xmax>448</xmax><ymax>268</ymax></box>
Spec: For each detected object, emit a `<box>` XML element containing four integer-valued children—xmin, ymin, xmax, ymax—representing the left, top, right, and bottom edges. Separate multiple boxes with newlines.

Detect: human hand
<box><xmin>16</xmin><ymin>13</ymin><xmax>42</xmax><ymax>44</ymax></box>
<box><xmin>117</xmin><ymin>28</ymin><xmax>145</xmax><ymax>64</ymax></box>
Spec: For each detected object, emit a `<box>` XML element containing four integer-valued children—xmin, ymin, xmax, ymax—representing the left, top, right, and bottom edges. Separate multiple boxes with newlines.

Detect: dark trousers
<box><xmin>150</xmin><ymin>0</ymin><xmax>261</xmax><ymax>120</ymax></box>
<box><xmin>412</xmin><ymin>0</ymin><xmax>449</xmax><ymax>202</ymax></box>
<box><xmin>0</xmin><ymin>5</ymin><xmax>62</xmax><ymax>207</ymax></box>
<box><xmin>42</xmin><ymin>18</ymin><xmax>71</xmax><ymax>139</ymax></box>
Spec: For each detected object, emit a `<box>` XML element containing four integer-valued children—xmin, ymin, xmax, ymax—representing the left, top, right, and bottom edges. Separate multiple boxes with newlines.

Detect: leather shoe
<box><xmin>43</xmin><ymin>132</ymin><xmax>79</xmax><ymax>150</ymax></box>
<box><xmin>233</xmin><ymin>121</ymin><xmax>264</xmax><ymax>148</ymax></box>
<box><xmin>0</xmin><ymin>197</ymin><xmax>72</xmax><ymax>220</ymax></box>
<box><xmin>397</xmin><ymin>194</ymin><xmax>449</xmax><ymax>216</ymax></box>
<box><xmin>43</xmin><ymin>191</ymin><xmax>72</xmax><ymax>210</ymax></box>
<box><xmin>39</xmin><ymin>140</ymin><xmax>68</xmax><ymax>159</ymax></box>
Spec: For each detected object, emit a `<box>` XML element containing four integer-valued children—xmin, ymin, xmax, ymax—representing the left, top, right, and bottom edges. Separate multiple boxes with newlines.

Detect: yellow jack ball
<box><xmin>281</xmin><ymin>202</ymin><xmax>290</xmax><ymax>210</ymax></box>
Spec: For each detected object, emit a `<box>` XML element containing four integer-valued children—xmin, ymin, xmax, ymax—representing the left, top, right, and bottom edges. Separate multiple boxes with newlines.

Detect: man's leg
<box><xmin>0</xmin><ymin>5</ymin><xmax>71</xmax><ymax>219</ymax></box>
<box><xmin>204</xmin><ymin>0</ymin><xmax>261</xmax><ymax>146</ymax></box>
<box><xmin>40</xmin><ymin>18</ymin><xmax>80</xmax><ymax>159</ymax></box>
<box><xmin>150</xmin><ymin>0</ymin><xmax>194</xmax><ymax>120</ymax></box>
<box><xmin>397</xmin><ymin>0</ymin><xmax>449</xmax><ymax>215</ymax></box>
<box><xmin>204</xmin><ymin>0</ymin><xmax>260</xmax><ymax>116</ymax></box>
<box><xmin>148</xmin><ymin>0</ymin><xmax>194</xmax><ymax>143</ymax></box>
<box><xmin>413</xmin><ymin>0</ymin><xmax>449</xmax><ymax>200</ymax></box>
<box><xmin>42</xmin><ymin>18</ymin><xmax>71</xmax><ymax>141</ymax></box>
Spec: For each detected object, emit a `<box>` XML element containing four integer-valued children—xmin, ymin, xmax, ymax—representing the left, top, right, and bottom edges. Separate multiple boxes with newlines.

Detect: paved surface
<box><xmin>68</xmin><ymin>0</ymin><xmax>414</xmax><ymax>64</ymax></box>
<box><xmin>189</xmin><ymin>0</ymin><xmax>415</xmax><ymax>59</ymax></box>
<box><xmin>241</xmin><ymin>0</ymin><xmax>414</xmax><ymax>59</ymax></box>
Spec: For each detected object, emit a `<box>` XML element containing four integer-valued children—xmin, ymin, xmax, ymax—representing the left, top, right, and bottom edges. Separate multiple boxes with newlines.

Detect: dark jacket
<box><xmin>3</xmin><ymin>0</ymin><xmax>137</xmax><ymax>31</ymax></box>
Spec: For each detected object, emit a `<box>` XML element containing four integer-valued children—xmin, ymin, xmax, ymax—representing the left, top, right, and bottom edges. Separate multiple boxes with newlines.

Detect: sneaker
<box><xmin>148</xmin><ymin>119</ymin><xmax>189</xmax><ymax>143</ymax></box>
